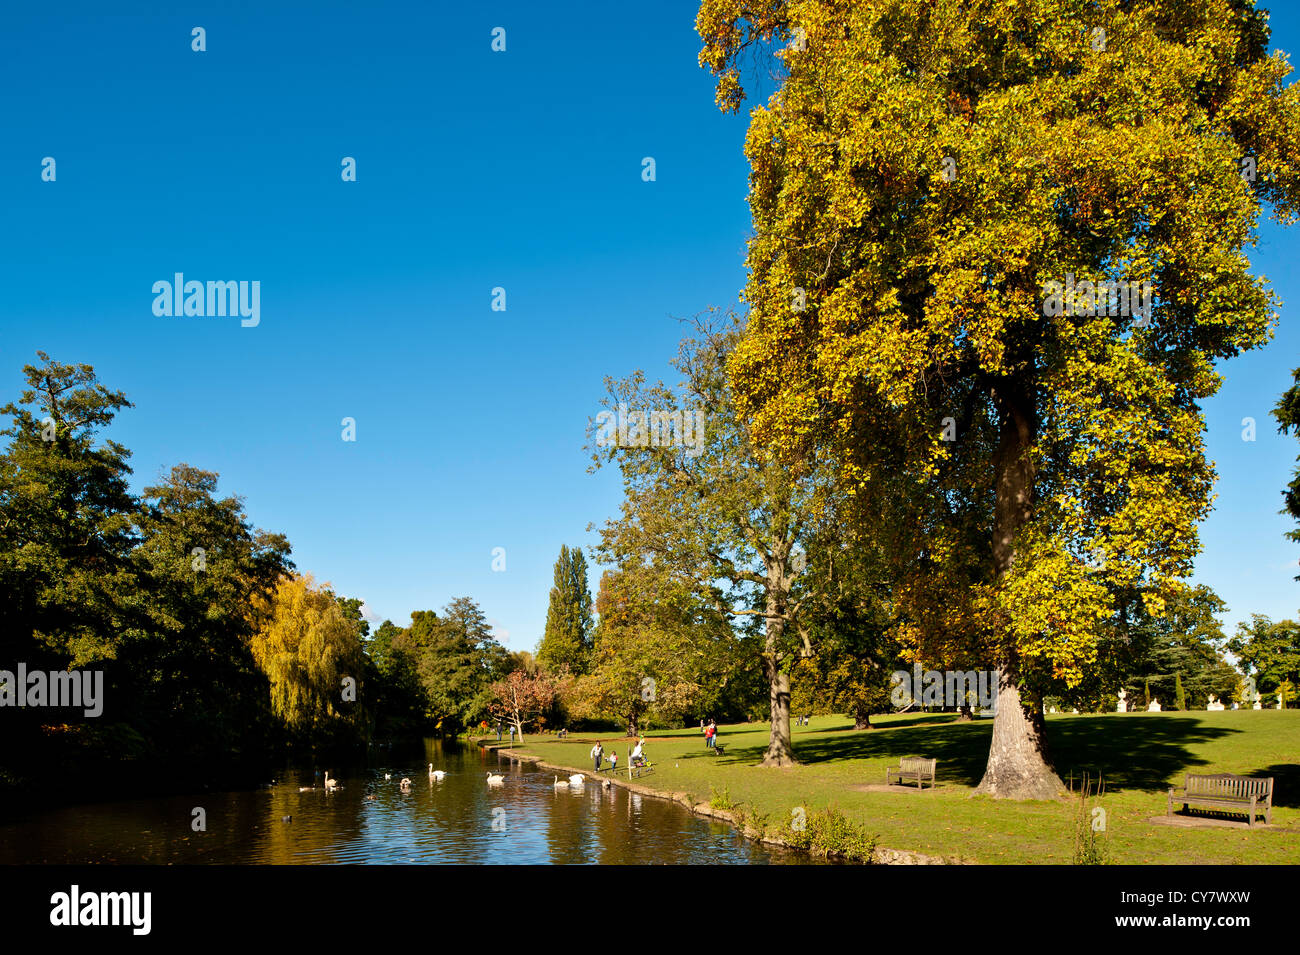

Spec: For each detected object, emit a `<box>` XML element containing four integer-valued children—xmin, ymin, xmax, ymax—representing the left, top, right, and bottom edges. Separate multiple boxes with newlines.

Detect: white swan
<box><xmin>429</xmin><ymin>763</ymin><xmax>446</xmax><ymax>780</ymax></box>
<box><xmin>486</xmin><ymin>772</ymin><xmax>505</xmax><ymax>785</ymax></box>
<box><xmin>324</xmin><ymin>771</ymin><xmax>340</xmax><ymax>791</ymax></box>
<box><xmin>553</xmin><ymin>775</ymin><xmax>569</xmax><ymax>788</ymax></box>
<box><xmin>568</xmin><ymin>774</ymin><xmax>585</xmax><ymax>786</ymax></box>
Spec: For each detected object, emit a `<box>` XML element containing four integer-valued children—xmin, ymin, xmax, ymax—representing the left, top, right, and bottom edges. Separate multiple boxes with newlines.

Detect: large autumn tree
<box><xmin>699</xmin><ymin>0</ymin><xmax>1300</xmax><ymax>796</ymax></box>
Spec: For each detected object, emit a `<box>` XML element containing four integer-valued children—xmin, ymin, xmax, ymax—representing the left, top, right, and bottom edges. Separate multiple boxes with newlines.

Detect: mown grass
<box><xmin>497</xmin><ymin>710</ymin><xmax>1300</xmax><ymax>864</ymax></box>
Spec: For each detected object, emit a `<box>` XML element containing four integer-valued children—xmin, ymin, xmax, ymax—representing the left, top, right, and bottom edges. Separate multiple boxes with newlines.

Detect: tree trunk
<box><xmin>974</xmin><ymin>377</ymin><xmax>1065</xmax><ymax>799</ymax></box>
<box><xmin>761</xmin><ymin>581</ymin><xmax>797</xmax><ymax>766</ymax></box>
<box><xmin>973</xmin><ymin>672</ymin><xmax>1062</xmax><ymax>799</ymax></box>
<box><xmin>853</xmin><ymin>706</ymin><xmax>872</xmax><ymax>730</ymax></box>
<box><xmin>958</xmin><ymin>704</ymin><xmax>973</xmax><ymax>721</ymax></box>
<box><xmin>762</xmin><ymin>657</ymin><xmax>796</xmax><ymax>765</ymax></box>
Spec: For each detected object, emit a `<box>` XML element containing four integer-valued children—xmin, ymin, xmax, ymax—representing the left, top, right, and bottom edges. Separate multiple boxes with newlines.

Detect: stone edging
<box><xmin>479</xmin><ymin>740</ymin><xmax>960</xmax><ymax>865</ymax></box>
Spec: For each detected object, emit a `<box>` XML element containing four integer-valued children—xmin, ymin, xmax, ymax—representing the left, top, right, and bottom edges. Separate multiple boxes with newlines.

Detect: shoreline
<box><xmin>477</xmin><ymin>738</ymin><xmax>956</xmax><ymax>865</ymax></box>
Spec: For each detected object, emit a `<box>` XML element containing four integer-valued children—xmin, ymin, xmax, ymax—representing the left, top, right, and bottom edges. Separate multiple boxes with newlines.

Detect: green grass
<box><xmin>499</xmin><ymin>711</ymin><xmax>1300</xmax><ymax>864</ymax></box>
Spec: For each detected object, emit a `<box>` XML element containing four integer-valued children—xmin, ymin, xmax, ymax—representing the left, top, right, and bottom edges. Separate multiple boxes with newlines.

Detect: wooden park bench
<box><xmin>886</xmin><ymin>756</ymin><xmax>937</xmax><ymax>790</ymax></box>
<box><xmin>1167</xmin><ymin>773</ymin><xmax>1273</xmax><ymax>827</ymax></box>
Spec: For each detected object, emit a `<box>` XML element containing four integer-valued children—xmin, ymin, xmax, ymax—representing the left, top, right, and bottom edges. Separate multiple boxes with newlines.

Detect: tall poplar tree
<box><xmin>537</xmin><ymin>545</ymin><xmax>594</xmax><ymax>675</ymax></box>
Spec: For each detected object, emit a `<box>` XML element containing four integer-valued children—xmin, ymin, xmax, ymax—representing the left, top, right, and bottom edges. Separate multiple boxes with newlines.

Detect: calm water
<box><xmin>0</xmin><ymin>740</ymin><xmax>816</xmax><ymax>864</ymax></box>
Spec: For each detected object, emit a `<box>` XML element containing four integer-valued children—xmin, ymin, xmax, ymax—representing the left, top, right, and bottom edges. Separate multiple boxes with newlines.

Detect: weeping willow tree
<box><xmin>250</xmin><ymin>574</ymin><xmax>366</xmax><ymax>744</ymax></box>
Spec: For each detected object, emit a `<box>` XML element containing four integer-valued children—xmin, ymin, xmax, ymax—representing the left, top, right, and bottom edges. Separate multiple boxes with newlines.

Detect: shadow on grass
<box><xmin>719</xmin><ymin>715</ymin><xmax>1239</xmax><ymax>792</ymax></box>
<box><xmin>1256</xmin><ymin>764</ymin><xmax>1300</xmax><ymax>808</ymax></box>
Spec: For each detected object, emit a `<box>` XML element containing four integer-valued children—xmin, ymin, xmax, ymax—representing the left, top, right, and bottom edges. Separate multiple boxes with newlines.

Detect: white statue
<box><xmin>1117</xmin><ymin>689</ymin><xmax>1128</xmax><ymax>713</ymax></box>
<box><xmin>1148</xmin><ymin>698</ymin><xmax>1161</xmax><ymax>712</ymax></box>
<box><xmin>1207</xmin><ymin>695</ymin><xmax>1224</xmax><ymax>711</ymax></box>
<box><xmin>1253</xmin><ymin>699</ymin><xmax>1262</xmax><ymax>710</ymax></box>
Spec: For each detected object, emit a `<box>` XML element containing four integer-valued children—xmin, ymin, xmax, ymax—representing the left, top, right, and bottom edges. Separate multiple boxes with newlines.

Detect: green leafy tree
<box><xmin>1227</xmin><ymin>615</ymin><xmax>1300</xmax><ymax>703</ymax></box>
<box><xmin>537</xmin><ymin>545</ymin><xmax>594</xmax><ymax>675</ymax></box>
<box><xmin>0</xmin><ymin>352</ymin><xmax>138</xmax><ymax>668</ymax></box>
<box><xmin>126</xmin><ymin>463</ymin><xmax>292</xmax><ymax>764</ymax></box>
<box><xmin>591</xmin><ymin>313</ymin><xmax>843</xmax><ymax>765</ymax></box>
<box><xmin>568</xmin><ymin>566</ymin><xmax>739</xmax><ymax>735</ymax></box>
<box><xmin>411</xmin><ymin>598</ymin><xmax>514</xmax><ymax>733</ymax></box>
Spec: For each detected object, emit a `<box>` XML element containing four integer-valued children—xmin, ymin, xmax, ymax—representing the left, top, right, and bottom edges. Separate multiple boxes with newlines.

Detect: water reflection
<box><xmin>0</xmin><ymin>739</ymin><xmax>822</xmax><ymax>865</ymax></box>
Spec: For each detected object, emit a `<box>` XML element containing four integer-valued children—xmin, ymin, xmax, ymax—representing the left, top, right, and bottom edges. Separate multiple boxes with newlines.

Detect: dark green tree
<box><xmin>0</xmin><ymin>352</ymin><xmax>139</xmax><ymax>669</ymax></box>
<box><xmin>537</xmin><ymin>545</ymin><xmax>594</xmax><ymax>675</ymax></box>
<box><xmin>125</xmin><ymin>463</ymin><xmax>292</xmax><ymax>769</ymax></box>
<box><xmin>1273</xmin><ymin>366</ymin><xmax>1300</xmax><ymax>577</ymax></box>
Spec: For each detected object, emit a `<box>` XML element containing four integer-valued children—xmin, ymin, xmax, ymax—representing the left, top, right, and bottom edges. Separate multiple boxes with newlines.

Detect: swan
<box><xmin>324</xmin><ymin>771</ymin><xmax>340</xmax><ymax>791</ymax></box>
<box><xmin>428</xmin><ymin>764</ymin><xmax>446</xmax><ymax>780</ymax></box>
<box><xmin>486</xmin><ymin>772</ymin><xmax>505</xmax><ymax>785</ymax></box>
<box><xmin>553</xmin><ymin>775</ymin><xmax>570</xmax><ymax>788</ymax></box>
<box><xmin>568</xmin><ymin>774</ymin><xmax>585</xmax><ymax>786</ymax></box>
<box><xmin>601</xmin><ymin>779</ymin><xmax>613</xmax><ymax>789</ymax></box>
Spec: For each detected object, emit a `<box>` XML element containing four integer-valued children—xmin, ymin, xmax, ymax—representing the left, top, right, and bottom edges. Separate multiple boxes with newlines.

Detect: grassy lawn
<box><xmin>496</xmin><ymin>711</ymin><xmax>1300</xmax><ymax>864</ymax></box>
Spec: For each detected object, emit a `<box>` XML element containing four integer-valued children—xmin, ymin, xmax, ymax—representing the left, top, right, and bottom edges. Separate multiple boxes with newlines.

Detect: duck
<box><xmin>429</xmin><ymin>764</ymin><xmax>446</xmax><ymax>780</ymax></box>
<box><xmin>365</xmin><ymin>794</ymin><xmax>377</xmax><ymax>801</ymax></box>
<box><xmin>399</xmin><ymin>777</ymin><xmax>412</xmax><ymax>790</ymax></box>
<box><xmin>298</xmin><ymin>785</ymin><xmax>315</xmax><ymax>792</ymax></box>
<box><xmin>324</xmin><ymin>770</ymin><xmax>340</xmax><ymax>791</ymax></box>
<box><xmin>568</xmin><ymin>774</ymin><xmax>585</xmax><ymax>786</ymax></box>
<box><xmin>486</xmin><ymin>772</ymin><xmax>505</xmax><ymax>785</ymax></box>
<box><xmin>553</xmin><ymin>775</ymin><xmax>570</xmax><ymax>788</ymax></box>
<box><xmin>384</xmin><ymin>773</ymin><xmax>392</xmax><ymax>780</ymax></box>
<box><xmin>601</xmin><ymin>779</ymin><xmax>613</xmax><ymax>789</ymax></box>
<box><xmin>281</xmin><ymin>815</ymin><xmax>292</xmax><ymax>823</ymax></box>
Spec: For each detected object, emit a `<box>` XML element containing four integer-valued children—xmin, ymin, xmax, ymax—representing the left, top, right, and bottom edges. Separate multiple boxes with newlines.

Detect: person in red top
<box><xmin>705</xmin><ymin>721</ymin><xmax>716</xmax><ymax>749</ymax></box>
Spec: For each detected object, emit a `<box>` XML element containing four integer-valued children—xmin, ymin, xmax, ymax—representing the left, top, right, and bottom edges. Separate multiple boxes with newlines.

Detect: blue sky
<box><xmin>1</xmin><ymin>1</ymin><xmax>1298</xmax><ymax>651</ymax></box>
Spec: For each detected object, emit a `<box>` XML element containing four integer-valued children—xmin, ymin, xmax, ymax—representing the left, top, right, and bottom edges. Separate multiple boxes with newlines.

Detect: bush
<box><xmin>780</xmin><ymin>805</ymin><xmax>876</xmax><ymax>862</ymax></box>
<box><xmin>708</xmin><ymin>784</ymin><xmax>737</xmax><ymax>811</ymax></box>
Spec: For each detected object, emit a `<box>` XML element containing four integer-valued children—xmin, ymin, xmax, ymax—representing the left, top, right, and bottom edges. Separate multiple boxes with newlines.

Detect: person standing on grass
<box><xmin>591</xmin><ymin>741</ymin><xmax>604</xmax><ymax>771</ymax></box>
<box><xmin>705</xmin><ymin>721</ymin><xmax>715</xmax><ymax>749</ymax></box>
<box><xmin>609</xmin><ymin>751</ymin><xmax>618</xmax><ymax>773</ymax></box>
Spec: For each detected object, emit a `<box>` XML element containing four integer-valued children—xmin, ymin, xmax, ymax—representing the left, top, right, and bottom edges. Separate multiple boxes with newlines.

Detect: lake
<box><xmin>0</xmin><ymin>739</ymin><xmax>820</xmax><ymax>864</ymax></box>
